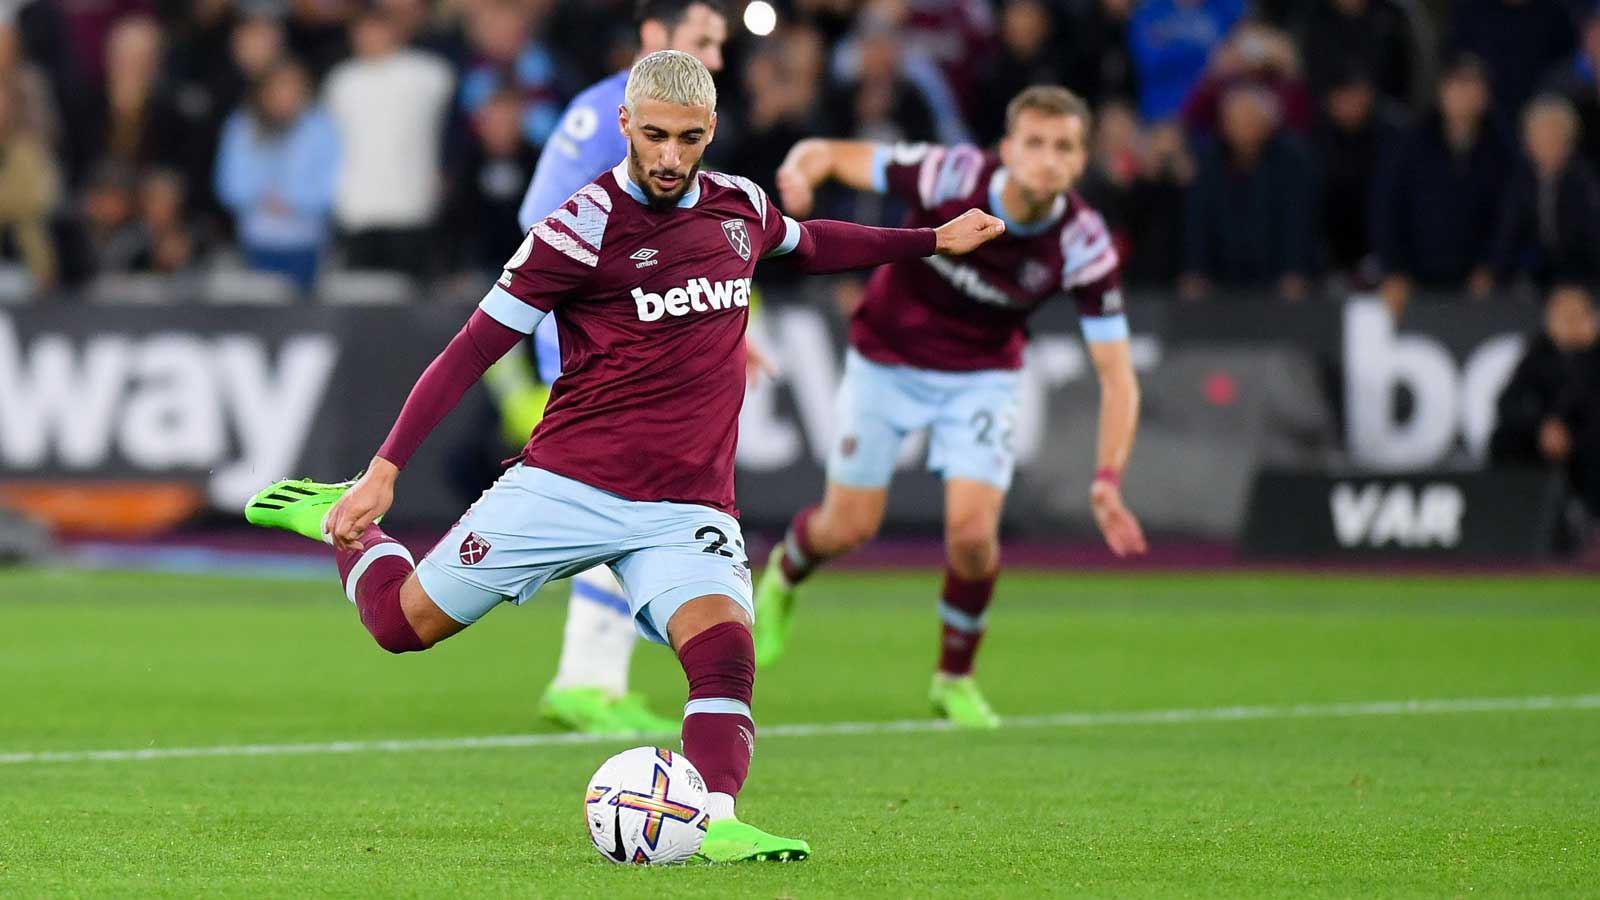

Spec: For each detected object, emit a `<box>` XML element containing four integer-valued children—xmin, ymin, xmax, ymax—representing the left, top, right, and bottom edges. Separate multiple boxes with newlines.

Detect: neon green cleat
<box><xmin>930</xmin><ymin>674</ymin><xmax>1001</xmax><ymax>730</ymax></box>
<box><xmin>608</xmin><ymin>692</ymin><xmax>680</xmax><ymax>735</ymax></box>
<box><xmin>243</xmin><ymin>478</ymin><xmax>358</xmax><ymax>543</ymax></box>
<box><xmin>538</xmin><ymin>686</ymin><xmax>630</xmax><ymax>735</ymax></box>
<box><xmin>696</xmin><ymin>818</ymin><xmax>810</xmax><ymax>863</ymax></box>
<box><xmin>752</xmin><ymin>546</ymin><xmax>797</xmax><ymax>668</ymax></box>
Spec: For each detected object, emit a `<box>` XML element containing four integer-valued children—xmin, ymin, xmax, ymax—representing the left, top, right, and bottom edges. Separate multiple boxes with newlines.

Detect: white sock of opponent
<box><xmin>550</xmin><ymin>565</ymin><xmax>636</xmax><ymax>697</ymax></box>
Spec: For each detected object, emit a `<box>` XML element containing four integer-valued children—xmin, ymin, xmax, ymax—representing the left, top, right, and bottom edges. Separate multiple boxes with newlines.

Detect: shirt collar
<box><xmin>988</xmin><ymin>168</ymin><xmax>1065</xmax><ymax>237</ymax></box>
<box><xmin>612</xmin><ymin>162</ymin><xmax>701</xmax><ymax>209</ymax></box>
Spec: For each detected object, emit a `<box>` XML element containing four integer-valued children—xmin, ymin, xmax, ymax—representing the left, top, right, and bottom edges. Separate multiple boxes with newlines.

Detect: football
<box><xmin>584</xmin><ymin>747</ymin><xmax>710</xmax><ymax>865</ymax></box>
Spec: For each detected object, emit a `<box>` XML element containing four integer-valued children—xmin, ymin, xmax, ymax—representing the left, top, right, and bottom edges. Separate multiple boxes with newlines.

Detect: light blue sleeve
<box><xmin>213</xmin><ymin>112</ymin><xmax>264</xmax><ymax>213</ymax></box>
<box><xmin>282</xmin><ymin>110</ymin><xmax>339</xmax><ymax>218</ymax></box>
<box><xmin>517</xmin><ymin>83</ymin><xmax>627</xmax><ymax>231</ymax></box>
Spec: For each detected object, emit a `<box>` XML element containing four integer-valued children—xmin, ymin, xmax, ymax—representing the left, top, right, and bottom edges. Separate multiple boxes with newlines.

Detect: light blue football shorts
<box><xmin>415</xmin><ymin>464</ymin><xmax>752</xmax><ymax>644</ymax></box>
<box><xmin>826</xmin><ymin>349</ymin><xmax>1022</xmax><ymax>491</ymax></box>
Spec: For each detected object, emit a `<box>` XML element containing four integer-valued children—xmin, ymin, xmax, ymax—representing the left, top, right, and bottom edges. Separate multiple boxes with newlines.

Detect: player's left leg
<box><xmin>541</xmin><ymin>566</ymin><xmax>678</xmax><ymax>735</ymax></box>
<box><xmin>930</xmin><ymin>478</ymin><xmax>1006</xmax><ymax>729</ymax></box>
<box><xmin>616</xmin><ymin>514</ymin><xmax>809</xmax><ymax>863</ymax></box>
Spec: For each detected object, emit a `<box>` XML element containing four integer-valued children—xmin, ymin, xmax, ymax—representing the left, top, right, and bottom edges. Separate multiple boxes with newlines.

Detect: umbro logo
<box><xmin>631</xmin><ymin>247</ymin><xmax>660</xmax><ymax>269</ymax></box>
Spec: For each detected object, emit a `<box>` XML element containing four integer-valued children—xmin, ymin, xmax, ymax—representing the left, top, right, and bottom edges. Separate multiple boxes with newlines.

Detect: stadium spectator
<box><xmin>73</xmin><ymin>161</ymin><xmax>144</xmax><ymax>277</ymax></box>
<box><xmin>1127</xmin><ymin>0</ymin><xmax>1245</xmax><ymax>122</ymax></box>
<box><xmin>1181</xmin><ymin>84</ymin><xmax>1318</xmax><ymax>301</ymax></box>
<box><xmin>165</xmin><ymin>7</ymin><xmax>287</xmax><ymax>217</ymax></box>
<box><xmin>1181</xmin><ymin>22</ymin><xmax>1314</xmax><ymax>138</ymax></box>
<box><xmin>458</xmin><ymin>0</ymin><xmax>571</xmax><ymax>150</ymax></box>
<box><xmin>59</xmin><ymin>0</ymin><xmax>154</xmax><ymax>86</ymax></box>
<box><xmin>1081</xmin><ymin>101</ymin><xmax>1194</xmax><ymax>286</ymax></box>
<box><xmin>971</xmin><ymin>0</ymin><xmax>1063</xmax><ymax>147</ymax></box>
<box><xmin>1312</xmin><ymin>65</ymin><xmax>1406</xmax><ymax>286</ymax></box>
<box><xmin>1372</xmin><ymin>55</ymin><xmax>1511</xmax><ymax>313</ymax></box>
<box><xmin>76</xmin><ymin>16</ymin><xmax>188</xmax><ymax>186</ymax></box>
<box><xmin>0</xmin><ymin>19</ymin><xmax>61</xmax><ymax>148</ymax></box>
<box><xmin>1491</xmin><ymin>284</ymin><xmax>1600</xmax><ymax>519</ymax></box>
<box><xmin>323</xmin><ymin>8</ymin><xmax>452</xmax><ymax>278</ymax></box>
<box><xmin>285</xmin><ymin>0</ymin><xmax>357</xmax><ymax>78</ymax></box>
<box><xmin>1490</xmin><ymin>95</ymin><xmax>1600</xmax><ymax>293</ymax></box>
<box><xmin>0</xmin><ymin>79</ymin><xmax>61</xmax><ymax>291</ymax></box>
<box><xmin>1056</xmin><ymin>0</ymin><xmax>1137</xmax><ymax>112</ymax></box>
<box><xmin>129</xmin><ymin>168</ymin><xmax>200</xmax><ymax>275</ymax></box>
<box><xmin>1449</xmin><ymin>0</ymin><xmax>1576</xmax><ymax>131</ymax></box>
<box><xmin>826</xmin><ymin>18</ymin><xmax>938</xmax><ymax>146</ymax></box>
<box><xmin>444</xmin><ymin>88</ymin><xmax>537</xmax><ymax>274</ymax></box>
<box><xmin>1542</xmin><ymin>8</ymin><xmax>1600</xmax><ymax>173</ymax></box>
<box><xmin>1294</xmin><ymin>0</ymin><xmax>1419</xmax><ymax>107</ymax></box>
<box><xmin>216</xmin><ymin>59</ymin><xmax>339</xmax><ymax>293</ymax></box>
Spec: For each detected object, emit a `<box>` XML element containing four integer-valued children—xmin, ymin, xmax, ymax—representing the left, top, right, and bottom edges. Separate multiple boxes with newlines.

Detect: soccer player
<box><xmin>753</xmin><ymin>86</ymin><xmax>1148</xmax><ymax>728</ymax></box>
<box><xmin>243</xmin><ymin>51</ymin><xmax>1003</xmax><ymax>862</ymax></box>
<box><xmin>517</xmin><ymin>0</ymin><xmax>730</xmax><ymax>736</ymax></box>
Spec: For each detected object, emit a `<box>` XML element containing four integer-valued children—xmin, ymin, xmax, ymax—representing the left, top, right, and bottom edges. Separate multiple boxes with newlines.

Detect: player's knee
<box><xmin>945</xmin><ymin>526</ymin><xmax>999</xmax><ymax>579</ymax></box>
<box><xmin>817</xmin><ymin>504</ymin><xmax>881</xmax><ymax>552</ymax></box>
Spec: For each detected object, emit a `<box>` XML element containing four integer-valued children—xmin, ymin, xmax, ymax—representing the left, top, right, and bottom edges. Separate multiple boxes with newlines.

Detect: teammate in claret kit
<box><xmin>754</xmin><ymin>86</ymin><xmax>1149</xmax><ymax>727</ymax></box>
<box><xmin>242</xmin><ymin>51</ymin><xmax>1003</xmax><ymax>862</ymax></box>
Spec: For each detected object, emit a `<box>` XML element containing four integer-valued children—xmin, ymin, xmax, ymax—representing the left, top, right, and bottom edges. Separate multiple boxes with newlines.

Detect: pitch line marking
<box><xmin>3</xmin><ymin>694</ymin><xmax>1596</xmax><ymax>766</ymax></box>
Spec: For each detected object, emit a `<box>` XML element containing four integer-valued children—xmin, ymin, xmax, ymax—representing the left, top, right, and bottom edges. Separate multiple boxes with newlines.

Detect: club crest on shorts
<box><xmin>459</xmin><ymin>532</ymin><xmax>492</xmax><ymax>566</ymax></box>
<box><xmin>722</xmin><ymin>219</ymin><xmax>751</xmax><ymax>261</ymax></box>
<box><xmin>840</xmin><ymin>435</ymin><xmax>858</xmax><ymax>458</ymax></box>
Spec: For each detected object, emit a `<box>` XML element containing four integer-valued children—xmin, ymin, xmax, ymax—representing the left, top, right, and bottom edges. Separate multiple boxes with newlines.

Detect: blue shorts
<box><xmin>826</xmin><ymin>350</ymin><xmax>1021</xmax><ymax>490</ymax></box>
<box><xmin>416</xmin><ymin>465</ymin><xmax>751</xmax><ymax>644</ymax></box>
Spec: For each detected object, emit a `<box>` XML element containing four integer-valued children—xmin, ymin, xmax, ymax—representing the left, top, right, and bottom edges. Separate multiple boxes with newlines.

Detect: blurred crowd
<box><xmin>2</xmin><ymin>0</ymin><xmax>1600</xmax><ymax>307</ymax></box>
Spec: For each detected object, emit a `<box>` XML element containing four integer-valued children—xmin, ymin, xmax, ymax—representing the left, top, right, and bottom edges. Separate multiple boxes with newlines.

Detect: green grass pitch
<box><xmin>1</xmin><ymin>567</ymin><xmax>1597</xmax><ymax>898</ymax></box>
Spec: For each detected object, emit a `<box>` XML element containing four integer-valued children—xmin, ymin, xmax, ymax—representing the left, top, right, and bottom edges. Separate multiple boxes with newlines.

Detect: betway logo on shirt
<box><xmin>633</xmin><ymin>277</ymin><xmax>753</xmax><ymax>322</ymax></box>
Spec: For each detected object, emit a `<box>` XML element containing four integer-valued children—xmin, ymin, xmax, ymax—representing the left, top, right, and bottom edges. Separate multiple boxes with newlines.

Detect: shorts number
<box><xmin>971</xmin><ymin>410</ymin><xmax>1013</xmax><ymax>452</ymax></box>
<box><xmin>696</xmin><ymin>526</ymin><xmax>735</xmax><ymax>558</ymax></box>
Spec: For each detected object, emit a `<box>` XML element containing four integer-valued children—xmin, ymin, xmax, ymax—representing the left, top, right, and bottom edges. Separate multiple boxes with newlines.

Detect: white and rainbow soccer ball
<box><xmin>585</xmin><ymin>747</ymin><xmax>710</xmax><ymax>865</ymax></box>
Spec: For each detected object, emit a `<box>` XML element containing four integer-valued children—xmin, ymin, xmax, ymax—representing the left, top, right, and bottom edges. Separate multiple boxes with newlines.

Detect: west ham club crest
<box><xmin>459</xmin><ymin>532</ymin><xmax>492</xmax><ymax>566</ymax></box>
<box><xmin>722</xmin><ymin>219</ymin><xmax>751</xmax><ymax>261</ymax></box>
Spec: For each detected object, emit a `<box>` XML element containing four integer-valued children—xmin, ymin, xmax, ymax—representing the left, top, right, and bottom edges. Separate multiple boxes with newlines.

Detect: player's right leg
<box><xmin>755</xmin><ymin>350</ymin><xmax>921</xmax><ymax>667</ymax></box>
<box><xmin>244</xmin><ymin>479</ymin><xmax>465</xmax><ymax>651</ymax></box>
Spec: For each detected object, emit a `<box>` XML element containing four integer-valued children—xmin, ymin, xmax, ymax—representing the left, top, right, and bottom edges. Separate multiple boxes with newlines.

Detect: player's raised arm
<box><xmin>775</xmin><ymin>139</ymin><xmax>883</xmax><ymax>216</ymax></box>
<box><xmin>323</xmin><ymin>306</ymin><xmax>527</xmax><ymax>551</ymax></box>
<box><xmin>767</xmin><ymin>208</ymin><xmax>1004</xmax><ymax>275</ymax></box>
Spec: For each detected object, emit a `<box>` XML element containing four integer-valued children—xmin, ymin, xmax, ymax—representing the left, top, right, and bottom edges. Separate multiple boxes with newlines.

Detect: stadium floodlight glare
<box><xmin>744</xmin><ymin>0</ymin><xmax>777</xmax><ymax>36</ymax></box>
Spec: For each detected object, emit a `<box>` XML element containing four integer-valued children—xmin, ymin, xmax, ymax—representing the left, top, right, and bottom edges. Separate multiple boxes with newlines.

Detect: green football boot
<box><xmin>930</xmin><ymin>674</ymin><xmax>1001</xmax><ymax>730</ymax></box>
<box><xmin>538</xmin><ymin>686</ymin><xmax>629</xmax><ymax>735</ymax></box>
<box><xmin>243</xmin><ymin>478</ymin><xmax>359</xmax><ymax>543</ymax></box>
<box><xmin>607</xmin><ymin>692</ymin><xmax>680</xmax><ymax>735</ymax></box>
<box><xmin>752</xmin><ymin>546</ymin><xmax>797</xmax><ymax>668</ymax></box>
<box><xmin>696</xmin><ymin>818</ymin><xmax>810</xmax><ymax>863</ymax></box>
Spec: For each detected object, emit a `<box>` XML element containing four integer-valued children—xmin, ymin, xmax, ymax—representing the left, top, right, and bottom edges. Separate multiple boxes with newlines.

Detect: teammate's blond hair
<box><xmin>625</xmin><ymin>50</ymin><xmax>717</xmax><ymax>114</ymax></box>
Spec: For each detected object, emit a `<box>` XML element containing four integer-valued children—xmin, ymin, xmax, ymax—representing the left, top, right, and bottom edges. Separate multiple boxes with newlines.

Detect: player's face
<box><xmin>620</xmin><ymin>98</ymin><xmax>716</xmax><ymax>208</ymax></box>
<box><xmin>666</xmin><ymin>4</ymin><xmax>728</xmax><ymax>73</ymax></box>
<box><xmin>1000</xmin><ymin>109</ymin><xmax>1088</xmax><ymax>204</ymax></box>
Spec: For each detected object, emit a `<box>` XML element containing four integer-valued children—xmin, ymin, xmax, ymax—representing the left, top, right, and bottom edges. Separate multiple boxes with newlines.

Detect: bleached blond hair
<box><xmin>624</xmin><ymin>50</ymin><xmax>717</xmax><ymax>115</ymax></box>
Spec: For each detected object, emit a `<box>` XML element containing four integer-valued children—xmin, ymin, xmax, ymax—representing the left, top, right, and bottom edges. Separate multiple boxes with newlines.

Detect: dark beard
<box><xmin>628</xmin><ymin>151</ymin><xmax>700</xmax><ymax>211</ymax></box>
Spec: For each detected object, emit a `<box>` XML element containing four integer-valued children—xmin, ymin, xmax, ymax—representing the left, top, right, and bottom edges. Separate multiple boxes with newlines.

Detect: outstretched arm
<box><xmin>1085</xmin><ymin>338</ymin><xmax>1147</xmax><ymax>557</ymax></box>
<box><xmin>778</xmin><ymin>208</ymin><xmax>1005</xmax><ymax>274</ymax></box>
<box><xmin>324</xmin><ymin>307</ymin><xmax>526</xmax><ymax>550</ymax></box>
<box><xmin>776</xmin><ymin>138</ymin><xmax>887</xmax><ymax>216</ymax></box>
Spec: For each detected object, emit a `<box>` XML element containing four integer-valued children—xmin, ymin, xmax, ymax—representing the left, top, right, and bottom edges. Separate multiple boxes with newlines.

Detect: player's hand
<box><xmin>326</xmin><ymin>459</ymin><xmax>398</xmax><ymax>552</ymax></box>
<box><xmin>775</xmin><ymin>165</ymin><xmax>816</xmax><ymax>218</ymax></box>
<box><xmin>745</xmin><ymin>335</ymin><xmax>779</xmax><ymax>387</ymax></box>
<box><xmin>934</xmin><ymin>209</ymin><xmax>1005</xmax><ymax>255</ymax></box>
<box><xmin>1090</xmin><ymin>479</ymin><xmax>1148</xmax><ymax>558</ymax></box>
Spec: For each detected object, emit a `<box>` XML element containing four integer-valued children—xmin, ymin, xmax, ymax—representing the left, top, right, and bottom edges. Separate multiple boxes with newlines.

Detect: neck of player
<box><xmin>999</xmin><ymin>176</ymin><xmax>1057</xmax><ymax>227</ymax></box>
